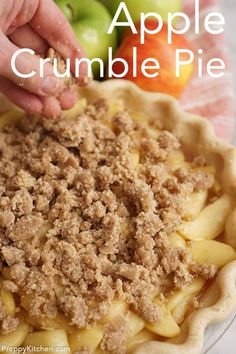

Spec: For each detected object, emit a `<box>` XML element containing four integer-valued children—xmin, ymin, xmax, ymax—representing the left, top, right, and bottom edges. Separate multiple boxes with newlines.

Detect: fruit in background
<box><xmin>112</xmin><ymin>21</ymin><xmax>194</xmax><ymax>98</ymax></box>
<box><xmin>100</xmin><ymin>0</ymin><xmax>182</xmax><ymax>37</ymax></box>
<box><xmin>55</xmin><ymin>0</ymin><xmax>117</xmax><ymax>77</ymax></box>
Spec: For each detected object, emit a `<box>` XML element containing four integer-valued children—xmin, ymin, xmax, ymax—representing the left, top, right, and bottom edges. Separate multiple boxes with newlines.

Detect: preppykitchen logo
<box><xmin>0</xmin><ymin>346</ymin><xmax>70</xmax><ymax>353</ymax></box>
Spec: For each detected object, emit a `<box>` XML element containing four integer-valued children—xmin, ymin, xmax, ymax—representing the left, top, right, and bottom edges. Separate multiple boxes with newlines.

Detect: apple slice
<box><xmin>172</xmin><ymin>294</ymin><xmax>195</xmax><ymax>324</ymax></box>
<box><xmin>127</xmin><ymin>311</ymin><xmax>145</xmax><ymax>336</ymax></box>
<box><xmin>61</xmin><ymin>99</ymin><xmax>87</xmax><ymax>120</ymax></box>
<box><xmin>131</xmin><ymin>150</ymin><xmax>140</xmax><ymax>167</ymax></box>
<box><xmin>167</xmin><ymin>279</ymin><xmax>205</xmax><ymax>325</ymax></box>
<box><xmin>189</xmin><ymin>240</ymin><xmax>236</xmax><ymax>268</ymax></box>
<box><xmin>169</xmin><ymin>233</ymin><xmax>186</xmax><ymax>248</ymax></box>
<box><xmin>126</xmin><ymin>329</ymin><xmax>157</xmax><ymax>353</ymax></box>
<box><xmin>132</xmin><ymin>112</ymin><xmax>161</xmax><ymax>139</ymax></box>
<box><xmin>166</xmin><ymin>150</ymin><xmax>192</xmax><ymax>171</ymax></box>
<box><xmin>24</xmin><ymin>312</ymin><xmax>72</xmax><ymax>333</ymax></box>
<box><xmin>182</xmin><ymin>190</ymin><xmax>208</xmax><ymax>221</ymax></box>
<box><xmin>0</xmin><ymin>111</ymin><xmax>24</xmax><ymax>130</ymax></box>
<box><xmin>145</xmin><ymin>126</ymin><xmax>161</xmax><ymax>140</ymax></box>
<box><xmin>166</xmin><ymin>278</ymin><xmax>205</xmax><ymax>312</ymax></box>
<box><xmin>69</xmin><ymin>325</ymin><xmax>103</xmax><ymax>353</ymax></box>
<box><xmin>101</xmin><ymin>300</ymin><xmax>128</xmax><ymax>323</ymax></box>
<box><xmin>191</xmin><ymin>165</ymin><xmax>216</xmax><ymax>175</ymax></box>
<box><xmin>24</xmin><ymin>330</ymin><xmax>70</xmax><ymax>354</ymax></box>
<box><xmin>109</xmin><ymin>100</ymin><xmax>124</xmax><ymax>116</ymax></box>
<box><xmin>166</xmin><ymin>150</ymin><xmax>185</xmax><ymax>167</ymax></box>
<box><xmin>199</xmin><ymin>282</ymin><xmax>221</xmax><ymax>308</ymax></box>
<box><xmin>131</xmin><ymin>112</ymin><xmax>147</xmax><ymax>123</ymax></box>
<box><xmin>178</xmin><ymin>194</ymin><xmax>232</xmax><ymax>240</ymax></box>
<box><xmin>145</xmin><ymin>299</ymin><xmax>180</xmax><ymax>338</ymax></box>
<box><xmin>1</xmin><ymin>289</ymin><xmax>15</xmax><ymax>316</ymax></box>
<box><xmin>0</xmin><ymin>322</ymin><xmax>29</xmax><ymax>347</ymax></box>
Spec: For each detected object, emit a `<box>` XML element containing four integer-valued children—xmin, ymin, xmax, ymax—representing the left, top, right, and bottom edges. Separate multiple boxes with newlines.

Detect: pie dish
<box><xmin>0</xmin><ymin>79</ymin><xmax>236</xmax><ymax>354</ymax></box>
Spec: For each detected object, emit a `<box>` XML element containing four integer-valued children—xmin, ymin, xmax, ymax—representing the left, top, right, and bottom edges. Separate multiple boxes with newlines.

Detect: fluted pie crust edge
<box><xmin>78</xmin><ymin>80</ymin><xmax>236</xmax><ymax>354</ymax></box>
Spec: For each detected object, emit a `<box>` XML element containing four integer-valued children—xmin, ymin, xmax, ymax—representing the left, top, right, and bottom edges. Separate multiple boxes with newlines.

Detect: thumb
<box><xmin>0</xmin><ymin>30</ymin><xmax>65</xmax><ymax>97</ymax></box>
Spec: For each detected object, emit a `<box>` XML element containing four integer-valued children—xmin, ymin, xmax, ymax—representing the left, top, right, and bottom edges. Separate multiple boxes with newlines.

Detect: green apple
<box><xmin>100</xmin><ymin>0</ymin><xmax>182</xmax><ymax>36</ymax></box>
<box><xmin>55</xmin><ymin>0</ymin><xmax>73</xmax><ymax>21</ymax></box>
<box><xmin>55</xmin><ymin>0</ymin><xmax>117</xmax><ymax>77</ymax></box>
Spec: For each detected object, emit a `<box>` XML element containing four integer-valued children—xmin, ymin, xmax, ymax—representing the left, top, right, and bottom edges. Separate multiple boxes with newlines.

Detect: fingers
<box><xmin>0</xmin><ymin>30</ymin><xmax>65</xmax><ymax>97</ymax></box>
<box><xmin>43</xmin><ymin>87</ymin><xmax>78</xmax><ymax>117</ymax></box>
<box><xmin>0</xmin><ymin>76</ymin><xmax>78</xmax><ymax>118</ymax></box>
<box><xmin>41</xmin><ymin>96</ymin><xmax>61</xmax><ymax>118</ymax></box>
<box><xmin>0</xmin><ymin>77</ymin><xmax>42</xmax><ymax>114</ymax></box>
<box><xmin>9</xmin><ymin>24</ymin><xmax>48</xmax><ymax>56</ymax></box>
<box><xmin>30</xmin><ymin>0</ymin><xmax>89</xmax><ymax>83</ymax></box>
<box><xmin>59</xmin><ymin>86</ymin><xmax>78</xmax><ymax>110</ymax></box>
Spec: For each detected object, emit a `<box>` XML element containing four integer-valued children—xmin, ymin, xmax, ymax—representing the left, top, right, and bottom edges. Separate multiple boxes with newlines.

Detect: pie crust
<box><xmin>76</xmin><ymin>80</ymin><xmax>236</xmax><ymax>354</ymax></box>
<box><xmin>0</xmin><ymin>80</ymin><xmax>236</xmax><ymax>354</ymax></box>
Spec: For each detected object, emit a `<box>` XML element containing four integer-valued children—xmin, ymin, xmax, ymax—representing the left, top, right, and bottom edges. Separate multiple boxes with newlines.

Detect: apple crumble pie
<box><xmin>0</xmin><ymin>95</ymin><xmax>235</xmax><ymax>353</ymax></box>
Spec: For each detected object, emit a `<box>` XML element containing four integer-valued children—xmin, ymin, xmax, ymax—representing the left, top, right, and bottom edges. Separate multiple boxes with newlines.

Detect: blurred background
<box><xmin>222</xmin><ymin>0</ymin><xmax>236</xmax><ymax>98</ymax></box>
<box><xmin>222</xmin><ymin>0</ymin><xmax>236</xmax><ymax>145</ymax></box>
<box><xmin>206</xmin><ymin>2</ymin><xmax>236</xmax><ymax>352</ymax></box>
<box><xmin>212</xmin><ymin>0</ymin><xmax>236</xmax><ymax>344</ymax></box>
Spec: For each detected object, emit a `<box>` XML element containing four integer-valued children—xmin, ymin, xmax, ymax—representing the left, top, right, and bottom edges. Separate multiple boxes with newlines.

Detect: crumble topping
<box><xmin>47</xmin><ymin>48</ymin><xmax>75</xmax><ymax>87</ymax></box>
<box><xmin>0</xmin><ymin>99</ymin><xmax>216</xmax><ymax>341</ymax></box>
<box><xmin>0</xmin><ymin>297</ymin><xmax>19</xmax><ymax>335</ymax></box>
<box><xmin>190</xmin><ymin>262</ymin><xmax>218</xmax><ymax>279</ymax></box>
<box><xmin>101</xmin><ymin>315</ymin><xmax>129</xmax><ymax>352</ymax></box>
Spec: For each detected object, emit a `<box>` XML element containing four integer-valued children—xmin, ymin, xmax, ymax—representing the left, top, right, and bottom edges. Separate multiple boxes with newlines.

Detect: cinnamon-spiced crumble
<box><xmin>0</xmin><ymin>99</ymin><xmax>217</xmax><ymax>346</ymax></box>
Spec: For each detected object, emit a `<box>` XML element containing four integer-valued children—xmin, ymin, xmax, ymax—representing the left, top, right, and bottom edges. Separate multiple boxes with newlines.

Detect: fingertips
<box><xmin>41</xmin><ymin>96</ymin><xmax>61</xmax><ymax>119</ymax></box>
<box><xmin>0</xmin><ymin>77</ymin><xmax>43</xmax><ymax>114</ymax></box>
<box><xmin>0</xmin><ymin>32</ymin><xmax>66</xmax><ymax>98</ymax></box>
<box><xmin>40</xmin><ymin>75</ymin><xmax>64</xmax><ymax>96</ymax></box>
<box><xmin>59</xmin><ymin>86</ymin><xmax>78</xmax><ymax>110</ymax></box>
<box><xmin>0</xmin><ymin>77</ymin><xmax>75</xmax><ymax>119</ymax></box>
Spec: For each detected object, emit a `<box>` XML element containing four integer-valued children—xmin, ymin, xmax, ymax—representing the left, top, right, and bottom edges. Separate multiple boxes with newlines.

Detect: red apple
<box><xmin>112</xmin><ymin>21</ymin><xmax>195</xmax><ymax>98</ymax></box>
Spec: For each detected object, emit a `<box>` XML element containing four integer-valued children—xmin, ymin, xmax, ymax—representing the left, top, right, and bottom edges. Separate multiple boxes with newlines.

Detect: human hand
<box><xmin>0</xmin><ymin>0</ymin><xmax>88</xmax><ymax>118</ymax></box>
